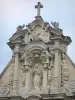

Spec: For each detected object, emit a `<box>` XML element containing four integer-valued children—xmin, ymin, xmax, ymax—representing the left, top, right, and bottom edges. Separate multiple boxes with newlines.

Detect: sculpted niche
<box><xmin>20</xmin><ymin>45</ymin><xmax>54</xmax><ymax>94</ymax></box>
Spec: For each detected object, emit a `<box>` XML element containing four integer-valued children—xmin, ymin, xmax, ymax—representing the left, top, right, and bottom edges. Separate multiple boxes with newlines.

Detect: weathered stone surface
<box><xmin>0</xmin><ymin>2</ymin><xmax>75</xmax><ymax>100</ymax></box>
<box><xmin>0</xmin><ymin>84</ymin><xmax>10</xmax><ymax>97</ymax></box>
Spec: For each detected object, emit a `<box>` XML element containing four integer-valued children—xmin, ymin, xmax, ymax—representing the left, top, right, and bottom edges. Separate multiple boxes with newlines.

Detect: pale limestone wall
<box><xmin>0</xmin><ymin>60</ymin><xmax>13</xmax><ymax>84</ymax></box>
<box><xmin>66</xmin><ymin>56</ymin><xmax>75</xmax><ymax>81</ymax></box>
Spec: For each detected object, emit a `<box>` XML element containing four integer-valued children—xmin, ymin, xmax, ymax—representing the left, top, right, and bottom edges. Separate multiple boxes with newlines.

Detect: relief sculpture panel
<box><xmin>0</xmin><ymin>84</ymin><xmax>10</xmax><ymax>97</ymax></box>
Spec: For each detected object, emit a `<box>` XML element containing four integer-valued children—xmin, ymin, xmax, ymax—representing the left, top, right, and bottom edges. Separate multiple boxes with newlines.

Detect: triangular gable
<box><xmin>0</xmin><ymin>59</ymin><xmax>12</xmax><ymax>80</ymax></box>
<box><xmin>66</xmin><ymin>54</ymin><xmax>75</xmax><ymax>68</ymax></box>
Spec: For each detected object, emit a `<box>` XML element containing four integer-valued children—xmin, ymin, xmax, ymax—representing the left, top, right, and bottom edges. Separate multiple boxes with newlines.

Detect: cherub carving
<box><xmin>51</xmin><ymin>21</ymin><xmax>59</xmax><ymax>28</ymax></box>
<box><xmin>17</xmin><ymin>24</ymin><xmax>25</xmax><ymax>32</ymax></box>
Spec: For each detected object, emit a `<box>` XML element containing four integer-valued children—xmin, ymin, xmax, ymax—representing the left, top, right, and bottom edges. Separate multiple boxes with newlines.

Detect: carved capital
<box><xmin>43</xmin><ymin>63</ymin><xmax>48</xmax><ymax>70</ymax></box>
<box><xmin>24</xmin><ymin>65</ymin><xmax>30</xmax><ymax>72</ymax></box>
<box><xmin>14</xmin><ymin>44</ymin><xmax>20</xmax><ymax>54</ymax></box>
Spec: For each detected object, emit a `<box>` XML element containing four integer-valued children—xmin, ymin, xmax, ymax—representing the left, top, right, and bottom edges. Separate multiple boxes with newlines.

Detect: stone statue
<box><xmin>51</xmin><ymin>21</ymin><xmax>59</xmax><ymax>28</ymax></box>
<box><xmin>33</xmin><ymin>63</ymin><xmax>42</xmax><ymax>91</ymax></box>
<box><xmin>17</xmin><ymin>24</ymin><xmax>25</xmax><ymax>32</ymax></box>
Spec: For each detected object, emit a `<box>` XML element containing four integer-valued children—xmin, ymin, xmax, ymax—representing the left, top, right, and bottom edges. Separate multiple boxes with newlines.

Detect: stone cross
<box><xmin>35</xmin><ymin>2</ymin><xmax>43</xmax><ymax>16</ymax></box>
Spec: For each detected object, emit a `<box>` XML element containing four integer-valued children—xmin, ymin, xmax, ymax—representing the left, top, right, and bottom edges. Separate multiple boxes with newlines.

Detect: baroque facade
<box><xmin>0</xmin><ymin>2</ymin><xmax>75</xmax><ymax>100</ymax></box>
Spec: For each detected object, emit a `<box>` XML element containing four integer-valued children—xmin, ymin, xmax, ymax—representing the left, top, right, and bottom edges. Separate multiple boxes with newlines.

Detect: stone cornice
<box><xmin>51</xmin><ymin>35</ymin><xmax>72</xmax><ymax>45</ymax></box>
<box><xmin>9</xmin><ymin>29</ymin><xmax>26</xmax><ymax>41</ymax></box>
<box><xmin>41</xmin><ymin>93</ymin><xmax>67</xmax><ymax>99</ymax></box>
<box><xmin>7</xmin><ymin>38</ymin><xmax>25</xmax><ymax>50</ymax></box>
<box><xmin>50</xmin><ymin>27</ymin><xmax>63</xmax><ymax>35</ymax></box>
<box><xmin>26</xmin><ymin>95</ymin><xmax>42</xmax><ymax>100</ymax></box>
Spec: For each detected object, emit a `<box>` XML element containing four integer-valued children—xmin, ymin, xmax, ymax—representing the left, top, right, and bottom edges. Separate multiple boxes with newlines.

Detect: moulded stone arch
<box><xmin>21</xmin><ymin>42</ymin><xmax>54</xmax><ymax>64</ymax></box>
<box><xmin>26</xmin><ymin>95</ymin><xmax>42</xmax><ymax>100</ymax></box>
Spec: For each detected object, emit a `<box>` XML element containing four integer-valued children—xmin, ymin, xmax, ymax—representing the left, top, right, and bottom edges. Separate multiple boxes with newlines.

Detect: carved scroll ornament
<box><xmin>61</xmin><ymin>52</ymin><xmax>69</xmax><ymax>85</ymax></box>
<box><xmin>0</xmin><ymin>84</ymin><xmax>10</xmax><ymax>96</ymax></box>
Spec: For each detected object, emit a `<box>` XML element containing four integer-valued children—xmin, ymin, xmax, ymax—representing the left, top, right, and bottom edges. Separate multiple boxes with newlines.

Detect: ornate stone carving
<box><xmin>47</xmin><ymin>60</ymin><xmax>54</xmax><ymax>91</ymax></box>
<box><xmin>32</xmin><ymin>33</ymin><xmax>41</xmax><ymax>41</ymax></box>
<box><xmin>22</xmin><ymin>73</ymin><xmax>26</xmax><ymax>87</ymax></box>
<box><xmin>61</xmin><ymin>52</ymin><xmax>69</xmax><ymax>85</ymax></box>
<box><xmin>43</xmin><ymin>22</ymin><xmax>50</xmax><ymax>32</ymax></box>
<box><xmin>51</xmin><ymin>21</ymin><xmax>59</xmax><ymax>28</ymax></box>
<box><xmin>69</xmin><ymin>79</ymin><xmax>75</xmax><ymax>92</ymax></box>
<box><xmin>22</xmin><ymin>67</ymin><xmax>26</xmax><ymax>87</ymax></box>
<box><xmin>21</xmin><ymin>64</ymin><xmax>30</xmax><ymax>88</ymax></box>
<box><xmin>33</xmin><ymin>63</ymin><xmax>42</xmax><ymax>91</ymax></box>
<box><xmin>21</xmin><ymin>47</ymin><xmax>54</xmax><ymax>93</ymax></box>
<box><xmin>16</xmin><ymin>24</ymin><xmax>25</xmax><ymax>32</ymax></box>
<box><xmin>8</xmin><ymin>66</ymin><xmax>14</xmax><ymax>89</ymax></box>
<box><xmin>0</xmin><ymin>84</ymin><xmax>10</xmax><ymax>96</ymax></box>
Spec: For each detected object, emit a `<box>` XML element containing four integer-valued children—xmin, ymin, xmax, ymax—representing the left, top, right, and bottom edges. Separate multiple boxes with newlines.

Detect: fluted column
<box><xmin>42</xmin><ymin>63</ymin><xmax>48</xmax><ymax>92</ymax></box>
<box><xmin>12</xmin><ymin>44</ymin><xmax>20</xmax><ymax>95</ymax></box>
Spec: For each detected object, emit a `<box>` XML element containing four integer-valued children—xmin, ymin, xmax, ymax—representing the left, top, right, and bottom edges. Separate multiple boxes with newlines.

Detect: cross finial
<box><xmin>35</xmin><ymin>2</ymin><xmax>43</xmax><ymax>16</ymax></box>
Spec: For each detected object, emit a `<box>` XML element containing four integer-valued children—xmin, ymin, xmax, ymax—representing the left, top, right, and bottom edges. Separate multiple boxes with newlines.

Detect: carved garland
<box><xmin>47</xmin><ymin>59</ymin><xmax>54</xmax><ymax>93</ymax></box>
<box><xmin>22</xmin><ymin>65</ymin><xmax>26</xmax><ymax>87</ymax></box>
<box><xmin>61</xmin><ymin>52</ymin><xmax>69</xmax><ymax>85</ymax></box>
<box><xmin>8</xmin><ymin>66</ymin><xmax>14</xmax><ymax>89</ymax></box>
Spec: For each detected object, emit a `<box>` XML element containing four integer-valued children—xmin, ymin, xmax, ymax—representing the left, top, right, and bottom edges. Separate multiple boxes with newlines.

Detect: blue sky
<box><xmin>0</xmin><ymin>0</ymin><xmax>75</xmax><ymax>73</ymax></box>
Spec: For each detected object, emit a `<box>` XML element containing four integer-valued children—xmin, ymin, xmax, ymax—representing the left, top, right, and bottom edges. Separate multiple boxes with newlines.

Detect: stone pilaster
<box><xmin>53</xmin><ymin>41</ymin><xmax>61</xmax><ymax>93</ymax></box>
<box><xmin>12</xmin><ymin>44</ymin><xmax>20</xmax><ymax>96</ymax></box>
